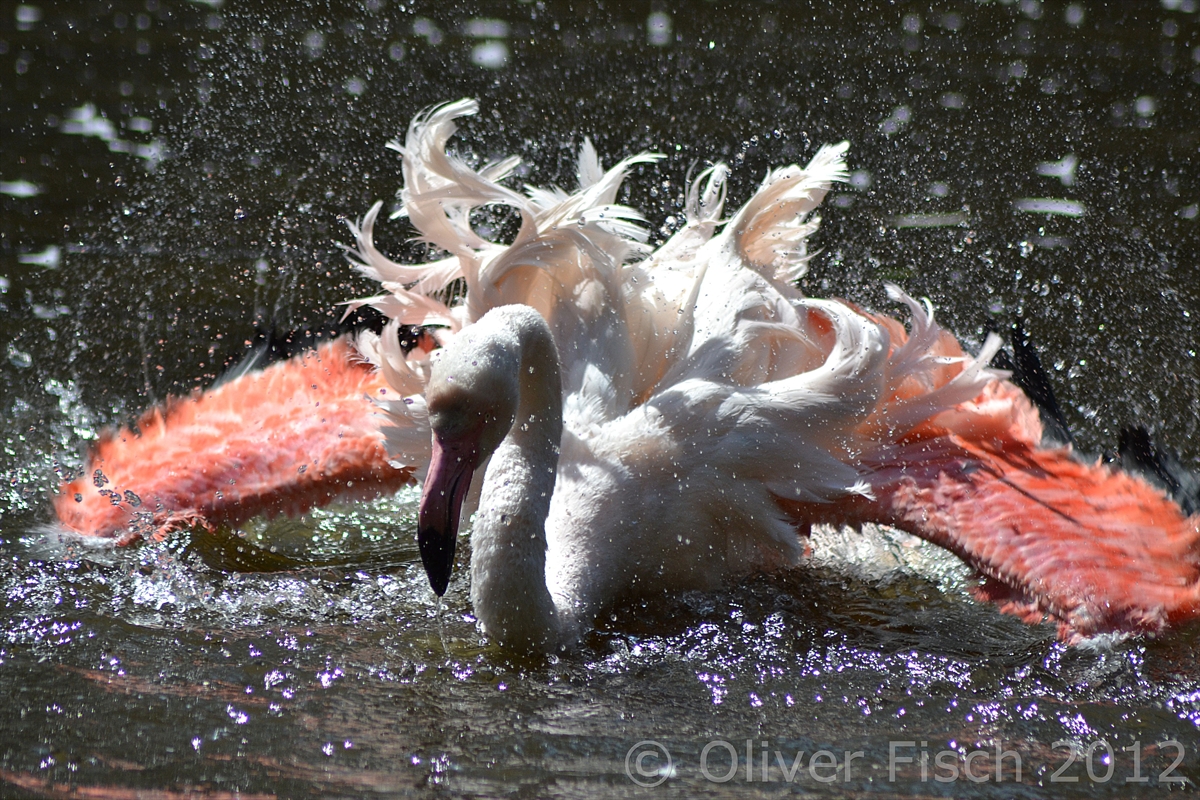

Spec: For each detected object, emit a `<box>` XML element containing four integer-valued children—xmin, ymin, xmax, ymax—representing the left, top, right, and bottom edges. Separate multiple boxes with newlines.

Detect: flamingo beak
<box><xmin>418</xmin><ymin>434</ymin><xmax>478</xmax><ymax>596</ymax></box>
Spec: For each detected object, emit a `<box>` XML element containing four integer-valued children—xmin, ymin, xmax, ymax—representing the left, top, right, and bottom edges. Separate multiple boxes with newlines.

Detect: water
<box><xmin>3</xmin><ymin>1</ymin><xmax>1200</xmax><ymax>795</ymax></box>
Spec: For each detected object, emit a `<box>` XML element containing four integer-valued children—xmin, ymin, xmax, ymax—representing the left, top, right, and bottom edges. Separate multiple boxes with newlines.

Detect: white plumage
<box><xmin>347</xmin><ymin>99</ymin><xmax>998</xmax><ymax>650</ymax></box>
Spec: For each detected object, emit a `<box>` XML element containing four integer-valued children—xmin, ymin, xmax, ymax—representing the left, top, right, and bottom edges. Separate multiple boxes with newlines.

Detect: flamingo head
<box><xmin>418</xmin><ymin>322</ymin><xmax>521</xmax><ymax>595</ymax></box>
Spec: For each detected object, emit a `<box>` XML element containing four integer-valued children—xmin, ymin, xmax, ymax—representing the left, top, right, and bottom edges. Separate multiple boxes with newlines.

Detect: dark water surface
<box><xmin>3</xmin><ymin>1</ymin><xmax>1200</xmax><ymax>796</ymax></box>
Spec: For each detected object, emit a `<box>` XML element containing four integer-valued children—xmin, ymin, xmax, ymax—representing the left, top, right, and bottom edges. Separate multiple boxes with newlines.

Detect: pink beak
<box><xmin>418</xmin><ymin>434</ymin><xmax>478</xmax><ymax>596</ymax></box>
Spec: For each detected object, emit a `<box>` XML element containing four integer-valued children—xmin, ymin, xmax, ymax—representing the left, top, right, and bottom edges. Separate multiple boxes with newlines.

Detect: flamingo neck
<box><xmin>468</xmin><ymin>309</ymin><xmax>567</xmax><ymax>650</ymax></box>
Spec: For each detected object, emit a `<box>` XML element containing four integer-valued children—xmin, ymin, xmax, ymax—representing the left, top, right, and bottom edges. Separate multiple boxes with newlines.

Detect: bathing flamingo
<box><xmin>57</xmin><ymin>100</ymin><xmax>1200</xmax><ymax>649</ymax></box>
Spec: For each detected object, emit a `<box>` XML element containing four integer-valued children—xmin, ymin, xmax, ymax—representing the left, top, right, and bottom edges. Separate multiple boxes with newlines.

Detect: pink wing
<box><xmin>56</xmin><ymin>339</ymin><xmax>412</xmax><ymax>543</ymax></box>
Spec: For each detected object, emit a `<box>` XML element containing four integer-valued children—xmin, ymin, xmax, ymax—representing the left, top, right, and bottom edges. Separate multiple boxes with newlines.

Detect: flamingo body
<box><xmin>55</xmin><ymin>99</ymin><xmax>1200</xmax><ymax>650</ymax></box>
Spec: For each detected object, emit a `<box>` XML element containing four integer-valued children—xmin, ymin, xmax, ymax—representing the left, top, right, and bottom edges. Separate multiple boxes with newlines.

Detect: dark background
<box><xmin>2</xmin><ymin>2</ymin><xmax>1199</xmax><ymax>796</ymax></box>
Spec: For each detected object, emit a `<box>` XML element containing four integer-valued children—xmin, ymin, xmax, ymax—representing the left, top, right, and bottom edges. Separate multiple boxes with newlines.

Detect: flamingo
<box><xmin>57</xmin><ymin>99</ymin><xmax>1200</xmax><ymax>651</ymax></box>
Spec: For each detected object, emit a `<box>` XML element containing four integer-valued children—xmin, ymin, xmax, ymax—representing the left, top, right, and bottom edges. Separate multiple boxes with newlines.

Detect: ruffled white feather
<box><xmin>343</xmin><ymin>99</ymin><xmax>1000</xmax><ymax>598</ymax></box>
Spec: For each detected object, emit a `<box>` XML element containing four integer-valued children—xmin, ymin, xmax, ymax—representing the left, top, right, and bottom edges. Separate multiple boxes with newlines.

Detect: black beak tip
<box><xmin>426</xmin><ymin>565</ymin><xmax>451</xmax><ymax>597</ymax></box>
<box><xmin>418</xmin><ymin>526</ymin><xmax>456</xmax><ymax>597</ymax></box>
